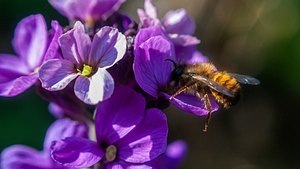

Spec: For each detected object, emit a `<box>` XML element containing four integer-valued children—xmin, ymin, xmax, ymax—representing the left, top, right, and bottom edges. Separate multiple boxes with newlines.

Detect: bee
<box><xmin>165</xmin><ymin>59</ymin><xmax>260</xmax><ymax>132</ymax></box>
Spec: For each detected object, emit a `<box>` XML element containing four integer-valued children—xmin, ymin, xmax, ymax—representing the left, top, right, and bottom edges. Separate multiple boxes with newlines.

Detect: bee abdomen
<box><xmin>210</xmin><ymin>72</ymin><xmax>241</xmax><ymax>108</ymax></box>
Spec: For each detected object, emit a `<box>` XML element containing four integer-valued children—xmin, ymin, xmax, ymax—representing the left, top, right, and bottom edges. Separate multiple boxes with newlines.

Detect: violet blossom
<box><xmin>137</xmin><ymin>0</ymin><xmax>201</xmax><ymax>62</ymax></box>
<box><xmin>138</xmin><ymin>0</ymin><xmax>196</xmax><ymax>35</ymax></box>
<box><xmin>50</xmin><ymin>86</ymin><xmax>168</xmax><ymax>168</ymax></box>
<box><xmin>49</xmin><ymin>0</ymin><xmax>126</xmax><ymax>24</ymax></box>
<box><xmin>0</xmin><ymin>14</ymin><xmax>62</xmax><ymax>97</ymax></box>
<box><xmin>133</xmin><ymin>27</ymin><xmax>219</xmax><ymax>116</ymax></box>
<box><xmin>0</xmin><ymin>0</ymin><xmax>245</xmax><ymax>168</ymax></box>
<box><xmin>1</xmin><ymin>118</ymin><xmax>88</xmax><ymax>169</ymax></box>
<box><xmin>39</xmin><ymin>21</ymin><xmax>127</xmax><ymax>105</ymax></box>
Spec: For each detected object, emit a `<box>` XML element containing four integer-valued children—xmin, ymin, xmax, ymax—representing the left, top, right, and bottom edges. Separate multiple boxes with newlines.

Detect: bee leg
<box><xmin>169</xmin><ymin>82</ymin><xmax>195</xmax><ymax>100</ymax></box>
<box><xmin>169</xmin><ymin>86</ymin><xmax>189</xmax><ymax>100</ymax></box>
<box><xmin>202</xmin><ymin>93</ymin><xmax>212</xmax><ymax>132</ymax></box>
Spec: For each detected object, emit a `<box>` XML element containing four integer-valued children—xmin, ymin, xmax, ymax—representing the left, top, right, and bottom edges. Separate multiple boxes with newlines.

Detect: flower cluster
<box><xmin>0</xmin><ymin>0</ymin><xmax>217</xmax><ymax>168</ymax></box>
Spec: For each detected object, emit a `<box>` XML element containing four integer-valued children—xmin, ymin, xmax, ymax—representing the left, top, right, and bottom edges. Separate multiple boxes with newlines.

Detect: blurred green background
<box><xmin>1</xmin><ymin>0</ymin><xmax>300</xmax><ymax>168</ymax></box>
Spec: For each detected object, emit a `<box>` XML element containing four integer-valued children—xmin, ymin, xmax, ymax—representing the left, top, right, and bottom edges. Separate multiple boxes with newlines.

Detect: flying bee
<box><xmin>164</xmin><ymin>59</ymin><xmax>260</xmax><ymax>132</ymax></box>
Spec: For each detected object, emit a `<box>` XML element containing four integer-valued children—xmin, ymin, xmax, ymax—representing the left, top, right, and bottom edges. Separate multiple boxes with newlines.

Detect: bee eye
<box><xmin>174</xmin><ymin>66</ymin><xmax>184</xmax><ymax>75</ymax></box>
<box><xmin>175</xmin><ymin>69</ymin><xmax>181</xmax><ymax>75</ymax></box>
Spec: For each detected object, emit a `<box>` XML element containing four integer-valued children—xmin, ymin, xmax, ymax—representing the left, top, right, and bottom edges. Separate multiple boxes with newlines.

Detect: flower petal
<box><xmin>48</xmin><ymin>102</ymin><xmax>65</xmax><ymax>118</ymax></box>
<box><xmin>0</xmin><ymin>54</ymin><xmax>30</xmax><ymax>75</ymax></box>
<box><xmin>137</xmin><ymin>0</ymin><xmax>160</xmax><ymax>27</ymax></box>
<box><xmin>162</xmin><ymin>8</ymin><xmax>196</xmax><ymax>35</ymax></box>
<box><xmin>59</xmin><ymin>21</ymin><xmax>91</xmax><ymax>65</ymax></box>
<box><xmin>144</xmin><ymin>0</ymin><xmax>158</xmax><ymax>19</ymax></box>
<box><xmin>175</xmin><ymin>45</ymin><xmax>208</xmax><ymax>65</ymax></box>
<box><xmin>74</xmin><ymin>68</ymin><xmax>114</xmax><ymax>105</ymax></box>
<box><xmin>51</xmin><ymin>137</ymin><xmax>103</xmax><ymax>168</ymax></box>
<box><xmin>0</xmin><ymin>73</ymin><xmax>37</xmax><ymax>97</ymax></box>
<box><xmin>1</xmin><ymin>145</ymin><xmax>53</xmax><ymax>169</ymax></box>
<box><xmin>0</xmin><ymin>55</ymin><xmax>29</xmax><ymax>83</ymax></box>
<box><xmin>134</xmin><ymin>26</ymin><xmax>168</xmax><ymax>50</ymax></box>
<box><xmin>95</xmin><ymin>86</ymin><xmax>145</xmax><ymax>144</ymax></box>
<box><xmin>48</xmin><ymin>0</ymin><xmax>94</xmax><ymax>21</ymax></box>
<box><xmin>43</xmin><ymin>20</ymin><xmax>63</xmax><ymax>61</ymax></box>
<box><xmin>169</xmin><ymin>34</ymin><xmax>200</xmax><ymax>47</ymax></box>
<box><xmin>116</xmin><ymin>108</ymin><xmax>168</xmax><ymax>163</ymax></box>
<box><xmin>90</xmin><ymin>0</ymin><xmax>126</xmax><ymax>19</ymax></box>
<box><xmin>43</xmin><ymin>118</ymin><xmax>88</xmax><ymax>153</ymax></box>
<box><xmin>13</xmin><ymin>14</ymin><xmax>47</xmax><ymax>70</ymax></box>
<box><xmin>133</xmin><ymin>35</ymin><xmax>175</xmax><ymax>98</ymax></box>
<box><xmin>38</xmin><ymin>59</ymin><xmax>78</xmax><ymax>91</ymax></box>
<box><xmin>107</xmin><ymin>161</ymin><xmax>152</xmax><ymax>169</ymax></box>
<box><xmin>89</xmin><ymin>26</ymin><xmax>126</xmax><ymax>69</ymax></box>
<box><xmin>181</xmin><ymin>50</ymin><xmax>208</xmax><ymax>65</ymax></box>
<box><xmin>163</xmin><ymin>93</ymin><xmax>219</xmax><ymax>116</ymax></box>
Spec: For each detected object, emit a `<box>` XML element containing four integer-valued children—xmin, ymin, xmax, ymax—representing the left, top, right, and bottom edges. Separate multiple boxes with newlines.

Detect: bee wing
<box><xmin>191</xmin><ymin>75</ymin><xmax>235</xmax><ymax>97</ymax></box>
<box><xmin>228</xmin><ymin>73</ymin><xmax>260</xmax><ymax>85</ymax></box>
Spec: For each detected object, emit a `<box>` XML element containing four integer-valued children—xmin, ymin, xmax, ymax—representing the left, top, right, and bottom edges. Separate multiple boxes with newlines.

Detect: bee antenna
<box><xmin>165</xmin><ymin>59</ymin><xmax>177</xmax><ymax>68</ymax></box>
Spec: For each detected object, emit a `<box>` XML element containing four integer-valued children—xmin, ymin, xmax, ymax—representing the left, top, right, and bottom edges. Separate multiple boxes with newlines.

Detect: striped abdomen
<box><xmin>210</xmin><ymin>72</ymin><xmax>241</xmax><ymax>108</ymax></box>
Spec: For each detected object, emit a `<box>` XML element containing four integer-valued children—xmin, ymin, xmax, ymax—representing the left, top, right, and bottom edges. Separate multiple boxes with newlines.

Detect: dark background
<box><xmin>1</xmin><ymin>0</ymin><xmax>300</xmax><ymax>168</ymax></box>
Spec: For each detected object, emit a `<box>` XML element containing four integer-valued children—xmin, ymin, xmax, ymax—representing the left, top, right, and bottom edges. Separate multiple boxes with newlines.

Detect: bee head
<box><xmin>165</xmin><ymin>59</ymin><xmax>185</xmax><ymax>80</ymax></box>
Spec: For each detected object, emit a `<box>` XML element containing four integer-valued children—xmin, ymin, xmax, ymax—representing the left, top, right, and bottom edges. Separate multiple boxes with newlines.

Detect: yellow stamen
<box><xmin>78</xmin><ymin>64</ymin><xmax>92</xmax><ymax>77</ymax></box>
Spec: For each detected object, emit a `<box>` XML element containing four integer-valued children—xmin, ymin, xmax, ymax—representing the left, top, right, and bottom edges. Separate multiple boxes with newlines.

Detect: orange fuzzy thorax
<box><xmin>183</xmin><ymin>63</ymin><xmax>216</xmax><ymax>76</ymax></box>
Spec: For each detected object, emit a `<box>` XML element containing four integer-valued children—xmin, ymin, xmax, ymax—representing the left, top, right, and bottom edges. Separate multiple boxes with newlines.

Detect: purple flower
<box><xmin>137</xmin><ymin>0</ymin><xmax>199</xmax><ymax>47</ymax></box>
<box><xmin>138</xmin><ymin>0</ymin><xmax>204</xmax><ymax>64</ymax></box>
<box><xmin>50</xmin><ymin>86</ymin><xmax>168</xmax><ymax>168</ymax></box>
<box><xmin>137</xmin><ymin>0</ymin><xmax>160</xmax><ymax>28</ymax></box>
<box><xmin>133</xmin><ymin>28</ymin><xmax>218</xmax><ymax>116</ymax></box>
<box><xmin>0</xmin><ymin>14</ymin><xmax>62</xmax><ymax>97</ymax></box>
<box><xmin>49</xmin><ymin>0</ymin><xmax>126</xmax><ymax>23</ymax></box>
<box><xmin>133</xmin><ymin>28</ymin><xmax>174</xmax><ymax>98</ymax></box>
<box><xmin>138</xmin><ymin>0</ymin><xmax>195</xmax><ymax>35</ymax></box>
<box><xmin>162</xmin><ymin>9</ymin><xmax>195</xmax><ymax>35</ymax></box>
<box><xmin>39</xmin><ymin>21</ymin><xmax>127</xmax><ymax>105</ymax></box>
<box><xmin>1</xmin><ymin>118</ymin><xmax>88</xmax><ymax>169</ymax></box>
